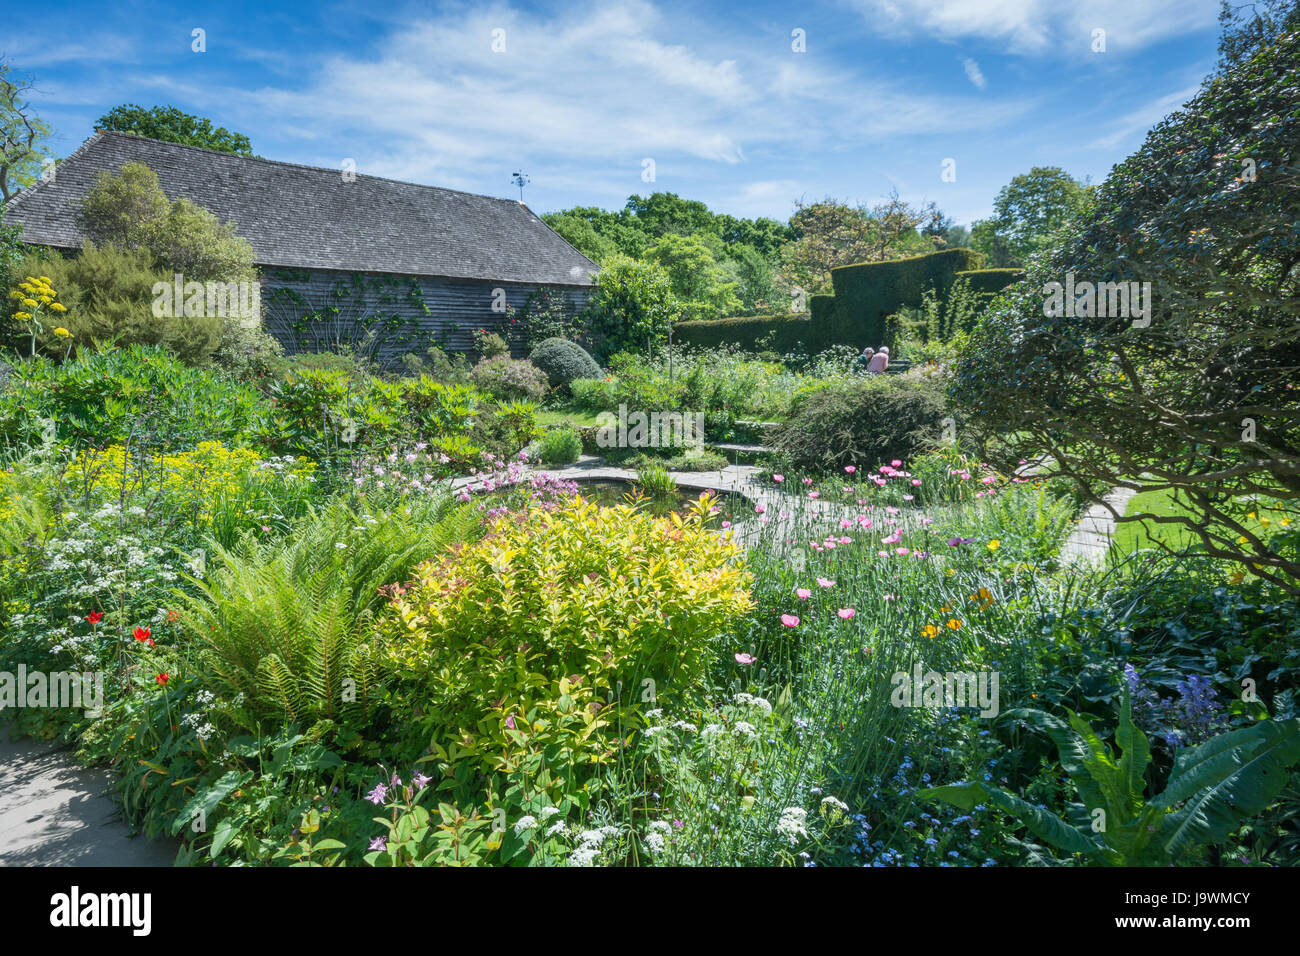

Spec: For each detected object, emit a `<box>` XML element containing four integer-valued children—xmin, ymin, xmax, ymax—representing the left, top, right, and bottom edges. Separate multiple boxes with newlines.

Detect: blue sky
<box><xmin>7</xmin><ymin>0</ymin><xmax>1223</xmax><ymax>226</ymax></box>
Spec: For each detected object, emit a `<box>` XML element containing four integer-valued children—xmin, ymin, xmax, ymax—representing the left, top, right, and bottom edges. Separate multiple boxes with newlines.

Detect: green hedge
<box><xmin>830</xmin><ymin>248</ymin><xmax>983</xmax><ymax>347</ymax></box>
<box><xmin>953</xmin><ymin>268</ymin><xmax>1022</xmax><ymax>297</ymax></box>
<box><xmin>673</xmin><ymin>312</ymin><xmax>817</xmax><ymax>352</ymax></box>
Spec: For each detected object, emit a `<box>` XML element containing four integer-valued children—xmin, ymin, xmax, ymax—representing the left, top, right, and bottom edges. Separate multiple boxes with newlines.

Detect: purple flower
<box><xmin>368</xmin><ymin>836</ymin><xmax>387</xmax><ymax>852</ymax></box>
<box><xmin>365</xmin><ymin>783</ymin><xmax>388</xmax><ymax>805</ymax></box>
<box><xmin>412</xmin><ymin>771</ymin><xmax>431</xmax><ymax>791</ymax></box>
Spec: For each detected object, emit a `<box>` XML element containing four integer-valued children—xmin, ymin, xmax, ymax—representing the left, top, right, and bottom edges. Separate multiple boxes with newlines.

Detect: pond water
<box><xmin>574</xmin><ymin>480</ymin><xmax>753</xmax><ymax>526</ymax></box>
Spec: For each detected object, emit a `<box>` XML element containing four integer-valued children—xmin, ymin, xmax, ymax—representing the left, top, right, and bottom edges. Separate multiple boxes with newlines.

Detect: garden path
<box><xmin>0</xmin><ymin>731</ymin><xmax>176</xmax><ymax>866</ymax></box>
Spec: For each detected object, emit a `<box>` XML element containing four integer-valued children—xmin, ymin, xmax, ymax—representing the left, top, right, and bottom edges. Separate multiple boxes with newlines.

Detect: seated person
<box><xmin>867</xmin><ymin>346</ymin><xmax>890</xmax><ymax>373</ymax></box>
<box><xmin>851</xmin><ymin>347</ymin><xmax>874</xmax><ymax>374</ymax></box>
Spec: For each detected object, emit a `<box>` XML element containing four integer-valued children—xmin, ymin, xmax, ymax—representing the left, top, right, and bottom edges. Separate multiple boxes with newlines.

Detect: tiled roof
<box><xmin>4</xmin><ymin>131</ymin><xmax>598</xmax><ymax>286</ymax></box>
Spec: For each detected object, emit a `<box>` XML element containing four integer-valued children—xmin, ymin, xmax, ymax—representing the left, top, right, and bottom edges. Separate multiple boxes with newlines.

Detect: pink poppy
<box><xmin>837</xmin><ymin>608</ymin><xmax>856</xmax><ymax>619</ymax></box>
<box><xmin>780</xmin><ymin>614</ymin><xmax>799</xmax><ymax>627</ymax></box>
<box><xmin>735</xmin><ymin>652</ymin><xmax>756</xmax><ymax>665</ymax></box>
<box><xmin>816</xmin><ymin>577</ymin><xmax>836</xmax><ymax>588</ymax></box>
<box><xmin>796</xmin><ymin>588</ymin><xmax>812</xmax><ymax>599</ymax></box>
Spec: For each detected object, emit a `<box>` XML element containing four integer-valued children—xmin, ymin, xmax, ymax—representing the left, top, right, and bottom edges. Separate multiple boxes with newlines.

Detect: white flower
<box><xmin>702</xmin><ymin>723</ymin><xmax>725</xmax><ymax>737</ymax></box>
<box><xmin>538</xmin><ymin>806</ymin><xmax>561</xmax><ymax>820</ymax></box>
<box><xmin>821</xmin><ymin>795</ymin><xmax>849</xmax><ymax>813</ymax></box>
<box><xmin>776</xmin><ymin>807</ymin><xmax>809</xmax><ymax>846</ymax></box>
<box><xmin>648</xmin><ymin>821</ymin><xmax>672</xmax><ymax>835</ymax></box>
<box><xmin>733</xmin><ymin>721</ymin><xmax>757</xmax><ymax>738</ymax></box>
<box><xmin>644</xmin><ymin>832</ymin><xmax>666</xmax><ymax>854</ymax></box>
<box><xmin>513</xmin><ymin>815</ymin><xmax>538</xmax><ymax>835</ymax></box>
<box><xmin>569</xmin><ymin>845</ymin><xmax>600</xmax><ymax>867</ymax></box>
<box><xmin>671</xmin><ymin>721</ymin><xmax>697</xmax><ymax>733</ymax></box>
<box><xmin>545</xmin><ymin>821</ymin><xmax>567</xmax><ymax>838</ymax></box>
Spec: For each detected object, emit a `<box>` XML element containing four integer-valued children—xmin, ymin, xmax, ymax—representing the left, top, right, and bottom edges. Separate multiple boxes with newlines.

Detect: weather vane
<box><xmin>511</xmin><ymin>170</ymin><xmax>530</xmax><ymax>202</ymax></box>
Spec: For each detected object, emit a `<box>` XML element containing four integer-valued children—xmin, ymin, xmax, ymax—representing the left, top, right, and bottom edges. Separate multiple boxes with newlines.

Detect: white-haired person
<box><xmin>851</xmin><ymin>346</ymin><xmax>875</xmax><ymax>375</ymax></box>
<box><xmin>866</xmin><ymin>345</ymin><xmax>890</xmax><ymax>374</ymax></box>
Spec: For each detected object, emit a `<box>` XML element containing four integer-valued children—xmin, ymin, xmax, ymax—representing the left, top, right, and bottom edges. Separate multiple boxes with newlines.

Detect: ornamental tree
<box><xmin>952</xmin><ymin>30</ymin><xmax>1300</xmax><ymax>592</ymax></box>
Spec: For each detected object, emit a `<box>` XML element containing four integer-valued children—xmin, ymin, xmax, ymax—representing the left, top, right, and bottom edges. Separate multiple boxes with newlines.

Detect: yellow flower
<box><xmin>21</xmin><ymin>298</ymin><xmax>38</xmax><ymax>308</ymax></box>
<box><xmin>38</xmin><ymin>276</ymin><xmax>51</xmax><ymax>283</ymax></box>
<box><xmin>986</xmin><ymin>539</ymin><xmax>1000</xmax><ymax>551</ymax></box>
<box><xmin>1227</xmin><ymin>569</ymin><xmax>1245</xmax><ymax>585</ymax></box>
<box><xmin>53</xmin><ymin>327</ymin><xmax>70</xmax><ymax>337</ymax></box>
<box><xmin>1282</xmin><ymin>518</ymin><xmax>1292</xmax><ymax>527</ymax></box>
<box><xmin>940</xmin><ymin>605</ymin><xmax>953</xmax><ymax>613</ymax></box>
<box><xmin>947</xmin><ymin>618</ymin><xmax>962</xmax><ymax>630</ymax></box>
<box><xmin>921</xmin><ymin>624</ymin><xmax>940</xmax><ymax>639</ymax></box>
<box><xmin>50</xmin><ymin>302</ymin><xmax>67</xmax><ymax>312</ymax></box>
<box><xmin>12</xmin><ymin>312</ymin><xmax>31</xmax><ymax>320</ymax></box>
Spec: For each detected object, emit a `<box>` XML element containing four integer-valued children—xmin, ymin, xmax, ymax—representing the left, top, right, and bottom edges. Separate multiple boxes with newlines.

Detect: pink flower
<box><xmin>981</xmin><ymin>476</ymin><xmax>996</xmax><ymax>484</ymax></box>
<box><xmin>755</xmin><ymin>504</ymin><xmax>766</xmax><ymax>514</ymax></box>
<box><xmin>809</xmin><ymin>491</ymin><xmax>819</xmax><ymax>499</ymax></box>
<box><xmin>877</xmin><ymin>550</ymin><xmax>889</xmax><ymax>557</ymax></box>
<box><xmin>837</xmin><ymin>608</ymin><xmax>856</xmax><ymax>619</ymax></box>
<box><xmin>773</xmin><ymin>474</ymin><xmax>784</xmax><ymax>483</ymax></box>
<box><xmin>735</xmin><ymin>652</ymin><xmax>756</xmax><ymax>665</ymax></box>
<box><xmin>802</xmin><ymin>477</ymin><xmax>813</xmax><ymax>485</ymax></box>
<box><xmin>902</xmin><ymin>495</ymin><xmax>914</xmax><ymax>501</ymax></box>
<box><xmin>505</xmin><ymin>715</ymin><xmax>515</xmax><ymax>730</ymax></box>
<box><xmin>796</xmin><ymin>588</ymin><xmax>812</xmax><ymax>599</ymax></box>
<box><xmin>838</xmin><ymin>536</ymin><xmax>851</xmax><ymax>544</ymax></box>
<box><xmin>891</xmin><ymin>459</ymin><xmax>902</xmax><ymax>467</ymax></box>
<box><xmin>780</xmin><ymin>614</ymin><xmax>800</xmax><ymax>627</ymax></box>
<box><xmin>722</xmin><ymin>521</ymin><xmax>731</xmax><ymax>529</ymax></box>
<box><xmin>844</xmin><ymin>465</ymin><xmax>857</xmax><ymax>474</ymax></box>
<box><xmin>883</xmin><ymin>594</ymin><xmax>896</xmax><ymax>601</ymax></box>
<box><xmin>816</xmin><ymin>577</ymin><xmax>836</xmax><ymax>588</ymax></box>
<box><xmin>912</xmin><ymin>479</ymin><xmax>922</xmax><ymax>486</ymax></box>
<box><xmin>895</xmin><ymin>547</ymin><xmax>910</xmax><ymax>555</ymax></box>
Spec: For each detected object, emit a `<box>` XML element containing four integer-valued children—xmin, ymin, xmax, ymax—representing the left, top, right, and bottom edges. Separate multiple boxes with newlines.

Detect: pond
<box><xmin>574</xmin><ymin>479</ymin><xmax>753</xmax><ymax>527</ymax></box>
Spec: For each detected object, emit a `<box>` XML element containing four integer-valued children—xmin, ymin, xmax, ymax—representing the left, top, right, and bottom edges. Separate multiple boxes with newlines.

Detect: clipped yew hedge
<box><xmin>673</xmin><ymin>312</ymin><xmax>818</xmax><ymax>353</ymax></box>
<box><xmin>830</xmin><ymin>248</ymin><xmax>983</xmax><ymax>347</ymax></box>
<box><xmin>953</xmin><ymin>268</ymin><xmax>1022</xmax><ymax>298</ymax></box>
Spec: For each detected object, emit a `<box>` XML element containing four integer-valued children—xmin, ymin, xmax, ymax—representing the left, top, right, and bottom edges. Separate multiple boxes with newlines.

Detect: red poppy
<box><xmin>86</xmin><ymin>611</ymin><xmax>103</xmax><ymax>624</ymax></box>
<box><xmin>155</xmin><ymin>672</ymin><xmax>169</xmax><ymax>685</ymax></box>
<box><xmin>133</xmin><ymin>626</ymin><xmax>151</xmax><ymax>643</ymax></box>
<box><xmin>167</xmin><ymin>610</ymin><xmax>180</xmax><ymax>623</ymax></box>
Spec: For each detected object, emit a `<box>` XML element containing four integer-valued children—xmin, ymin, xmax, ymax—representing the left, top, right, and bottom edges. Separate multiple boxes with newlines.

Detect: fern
<box><xmin>178</xmin><ymin>494</ymin><xmax>480</xmax><ymax>728</ymax></box>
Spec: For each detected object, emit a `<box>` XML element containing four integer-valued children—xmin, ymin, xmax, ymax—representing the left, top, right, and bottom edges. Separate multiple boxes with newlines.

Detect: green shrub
<box><xmin>468</xmin><ymin>355</ymin><xmax>550</xmax><ymax>402</ymax></box>
<box><xmin>471</xmin><ymin>329</ymin><xmax>510</xmax><ymax>359</ymax></box>
<box><xmin>771</xmin><ymin>371</ymin><xmax>951</xmax><ymax>471</ymax></box>
<box><xmin>530</xmin><ymin>337</ymin><xmax>601</xmax><ymax>390</ymax></box>
<box><xmin>0</xmin><ymin>344</ymin><xmax>268</xmax><ymax>450</ymax></box>
<box><xmin>372</xmin><ymin>496</ymin><xmax>753</xmax><ymax>785</ymax></box>
<box><xmin>5</xmin><ymin>244</ymin><xmax>224</xmax><ymax>364</ymax></box>
<box><xmin>537</xmin><ymin>425</ymin><xmax>583</xmax><ymax>465</ymax></box>
<box><xmin>829</xmin><ymin>248</ymin><xmax>983</xmax><ymax>348</ymax></box>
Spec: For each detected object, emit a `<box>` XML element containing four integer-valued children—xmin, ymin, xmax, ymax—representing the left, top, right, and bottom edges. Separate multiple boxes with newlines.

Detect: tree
<box><xmin>624</xmin><ymin>192</ymin><xmax>713</xmax><ymax>237</ymax></box>
<box><xmin>96</xmin><ymin>104</ymin><xmax>253</xmax><ymax>155</ymax></box>
<box><xmin>77</xmin><ymin>161</ymin><xmax>255</xmax><ymax>282</ymax></box>
<box><xmin>970</xmin><ymin>167</ymin><xmax>1094</xmax><ymax>267</ymax></box>
<box><xmin>544</xmin><ymin>213</ymin><xmax>618</xmax><ymax>264</ymax></box>
<box><xmin>777</xmin><ymin>192</ymin><xmax>932</xmax><ymax>295</ymax></box>
<box><xmin>0</xmin><ymin>61</ymin><xmax>52</xmax><ymax>202</ymax></box>
<box><xmin>644</xmin><ymin>233</ymin><xmax>740</xmax><ymax>321</ymax></box>
<box><xmin>1217</xmin><ymin>0</ymin><xmax>1300</xmax><ymax>68</ymax></box>
<box><xmin>583</xmin><ymin>255</ymin><xmax>680</xmax><ymax>359</ymax></box>
<box><xmin>953</xmin><ymin>30</ymin><xmax>1300</xmax><ymax>593</ymax></box>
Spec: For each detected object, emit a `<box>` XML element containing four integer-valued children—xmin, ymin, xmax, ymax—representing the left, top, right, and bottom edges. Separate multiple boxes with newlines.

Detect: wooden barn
<box><xmin>2</xmin><ymin>131</ymin><xmax>599</xmax><ymax>360</ymax></box>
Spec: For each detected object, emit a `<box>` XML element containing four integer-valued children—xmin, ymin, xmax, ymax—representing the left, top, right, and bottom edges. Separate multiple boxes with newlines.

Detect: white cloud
<box><xmin>1090</xmin><ymin>84</ymin><xmax>1200</xmax><ymax>149</ymax></box>
<box><xmin>218</xmin><ymin>0</ymin><xmax>1027</xmax><ymax>194</ymax></box>
<box><xmin>850</xmin><ymin>0</ymin><xmax>1220</xmax><ymax>54</ymax></box>
<box><xmin>962</xmin><ymin>57</ymin><xmax>986</xmax><ymax>89</ymax></box>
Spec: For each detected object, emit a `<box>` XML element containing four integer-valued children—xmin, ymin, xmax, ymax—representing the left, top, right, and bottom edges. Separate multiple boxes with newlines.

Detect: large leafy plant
<box><xmin>922</xmin><ymin>699</ymin><xmax>1300</xmax><ymax>865</ymax></box>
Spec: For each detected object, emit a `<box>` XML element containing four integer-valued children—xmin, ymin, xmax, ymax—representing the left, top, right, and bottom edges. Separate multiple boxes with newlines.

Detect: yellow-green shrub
<box><xmin>374</xmin><ymin>495</ymin><xmax>754</xmax><ymax>776</ymax></box>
